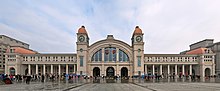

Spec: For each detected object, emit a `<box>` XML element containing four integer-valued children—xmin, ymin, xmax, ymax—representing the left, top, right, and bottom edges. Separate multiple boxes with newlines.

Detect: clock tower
<box><xmin>76</xmin><ymin>26</ymin><xmax>89</xmax><ymax>76</ymax></box>
<box><xmin>131</xmin><ymin>26</ymin><xmax>145</xmax><ymax>76</ymax></box>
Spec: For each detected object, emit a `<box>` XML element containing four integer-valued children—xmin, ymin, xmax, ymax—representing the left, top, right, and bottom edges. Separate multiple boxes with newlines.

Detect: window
<box><xmin>137</xmin><ymin>56</ymin><xmax>141</xmax><ymax>67</ymax></box>
<box><xmin>91</xmin><ymin>49</ymin><xmax>102</xmax><ymax>61</ymax></box>
<box><xmin>119</xmin><ymin>49</ymin><xmax>129</xmax><ymax>62</ymax></box>
<box><xmin>80</xmin><ymin>56</ymin><xmax>83</xmax><ymax>67</ymax></box>
<box><xmin>10</xmin><ymin>49</ymin><xmax>14</xmax><ymax>53</ymax></box>
<box><xmin>104</xmin><ymin>47</ymin><xmax>116</xmax><ymax>62</ymax></box>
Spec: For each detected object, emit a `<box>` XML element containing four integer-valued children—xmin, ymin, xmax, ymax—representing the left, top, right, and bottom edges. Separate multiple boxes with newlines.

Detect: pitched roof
<box><xmin>6</xmin><ymin>46</ymin><xmax>37</xmax><ymax>54</ymax></box>
<box><xmin>186</xmin><ymin>48</ymin><xmax>208</xmax><ymax>55</ymax></box>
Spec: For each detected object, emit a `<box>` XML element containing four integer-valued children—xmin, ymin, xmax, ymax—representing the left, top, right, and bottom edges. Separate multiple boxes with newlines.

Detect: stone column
<box><xmin>152</xmin><ymin>65</ymin><xmax>155</xmax><ymax>75</ymax></box>
<box><xmin>36</xmin><ymin>64</ymin><xmax>38</xmax><ymax>75</ymax></box>
<box><xmin>145</xmin><ymin>64</ymin><xmax>148</xmax><ymax>74</ymax></box>
<box><xmin>182</xmin><ymin>65</ymin><xmax>185</xmax><ymax>75</ymax></box>
<box><xmin>73</xmin><ymin>65</ymin><xmax>75</xmax><ymax>73</ymax></box>
<box><xmin>28</xmin><ymin>64</ymin><xmax>31</xmax><ymax>75</ymax></box>
<box><xmin>43</xmin><ymin>64</ymin><xmax>46</xmax><ymax>75</ymax></box>
<box><xmin>51</xmin><ymin>64</ymin><xmax>53</xmax><ymax>74</ymax></box>
<box><xmin>160</xmin><ymin>65</ymin><xmax>163</xmax><ymax>75</ymax></box>
<box><xmin>102</xmin><ymin>48</ymin><xmax>105</xmax><ymax>62</ymax></box>
<box><xmin>212</xmin><ymin>55</ymin><xmax>215</xmax><ymax>76</ymax></box>
<box><xmin>212</xmin><ymin>64</ymin><xmax>215</xmax><ymax>76</ymax></box>
<box><xmin>102</xmin><ymin>48</ymin><xmax>105</xmax><ymax>76</ymax></box>
<box><xmin>75</xmin><ymin>64</ymin><xmax>77</xmax><ymax>73</ymax></box>
<box><xmin>66</xmin><ymin>64</ymin><xmax>68</xmax><ymax>74</ymax></box>
<box><xmin>116</xmin><ymin>48</ymin><xmax>119</xmax><ymax>62</ymax></box>
<box><xmin>189</xmin><ymin>65</ymin><xmax>192</xmax><ymax>75</ymax></box>
<box><xmin>58</xmin><ymin>64</ymin><xmax>61</xmax><ymax>75</ymax></box>
<box><xmin>175</xmin><ymin>65</ymin><xmax>177</xmax><ymax>76</ymax></box>
<box><xmin>167</xmin><ymin>65</ymin><xmax>170</xmax><ymax>75</ymax></box>
<box><xmin>116</xmin><ymin>64</ymin><xmax>119</xmax><ymax>76</ymax></box>
<box><xmin>102</xmin><ymin>64</ymin><xmax>104</xmax><ymax>76</ymax></box>
<box><xmin>116</xmin><ymin>48</ymin><xmax>119</xmax><ymax>76</ymax></box>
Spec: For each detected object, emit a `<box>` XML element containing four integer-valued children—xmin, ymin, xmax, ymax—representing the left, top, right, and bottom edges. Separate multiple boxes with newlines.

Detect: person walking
<box><xmin>41</xmin><ymin>75</ymin><xmax>45</xmax><ymax>82</ymax></box>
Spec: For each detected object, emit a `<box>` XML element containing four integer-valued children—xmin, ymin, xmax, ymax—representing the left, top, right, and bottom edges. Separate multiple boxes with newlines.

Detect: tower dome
<box><xmin>133</xmin><ymin>26</ymin><xmax>142</xmax><ymax>34</ymax></box>
<box><xmin>78</xmin><ymin>26</ymin><xmax>87</xmax><ymax>34</ymax></box>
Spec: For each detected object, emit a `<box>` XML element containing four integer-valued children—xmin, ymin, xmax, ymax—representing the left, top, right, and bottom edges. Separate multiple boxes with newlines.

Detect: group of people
<box><xmin>0</xmin><ymin>73</ymin><xmax>90</xmax><ymax>84</ymax></box>
<box><xmin>0</xmin><ymin>74</ymin><xmax>45</xmax><ymax>84</ymax></box>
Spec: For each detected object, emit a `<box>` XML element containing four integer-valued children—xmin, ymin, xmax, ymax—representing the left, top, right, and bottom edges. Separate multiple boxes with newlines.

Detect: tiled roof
<box><xmin>6</xmin><ymin>46</ymin><xmax>37</xmax><ymax>54</ymax></box>
<box><xmin>186</xmin><ymin>48</ymin><xmax>207</xmax><ymax>55</ymax></box>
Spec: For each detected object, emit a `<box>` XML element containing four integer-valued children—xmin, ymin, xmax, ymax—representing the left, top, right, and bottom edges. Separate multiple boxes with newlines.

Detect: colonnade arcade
<box><xmin>144</xmin><ymin>64</ymin><xmax>195</xmax><ymax>77</ymax></box>
<box><xmin>144</xmin><ymin>64</ymin><xmax>204</xmax><ymax>77</ymax></box>
<box><xmin>25</xmin><ymin>64</ymin><xmax>77</xmax><ymax>75</ymax></box>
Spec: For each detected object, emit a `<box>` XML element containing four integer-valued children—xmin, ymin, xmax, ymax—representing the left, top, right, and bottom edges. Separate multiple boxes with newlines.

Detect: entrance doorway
<box><xmin>106</xmin><ymin>67</ymin><xmax>115</xmax><ymax>77</ymax></box>
<box><xmin>9</xmin><ymin>67</ymin><xmax>15</xmax><ymax>75</ymax></box>
<box><xmin>205</xmin><ymin>68</ymin><xmax>211</xmax><ymax>77</ymax></box>
<box><xmin>93</xmin><ymin>67</ymin><xmax>100</xmax><ymax>77</ymax></box>
<box><xmin>121</xmin><ymin>67</ymin><xmax>128</xmax><ymax>77</ymax></box>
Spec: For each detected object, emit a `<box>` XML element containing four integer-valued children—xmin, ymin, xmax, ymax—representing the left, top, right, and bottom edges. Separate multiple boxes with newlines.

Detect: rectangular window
<box><xmin>80</xmin><ymin>56</ymin><xmax>83</xmax><ymax>67</ymax></box>
<box><xmin>10</xmin><ymin>49</ymin><xmax>13</xmax><ymax>53</ymax></box>
<box><xmin>137</xmin><ymin>56</ymin><xmax>141</xmax><ymax>67</ymax></box>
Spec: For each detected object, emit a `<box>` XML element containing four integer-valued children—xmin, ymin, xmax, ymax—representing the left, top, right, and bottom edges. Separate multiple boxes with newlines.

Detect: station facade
<box><xmin>4</xmin><ymin>26</ymin><xmax>216</xmax><ymax>78</ymax></box>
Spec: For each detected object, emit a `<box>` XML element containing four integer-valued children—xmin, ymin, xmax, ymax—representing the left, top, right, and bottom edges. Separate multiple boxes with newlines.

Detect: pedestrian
<box><xmin>41</xmin><ymin>75</ymin><xmax>45</xmax><ymax>82</ymax></box>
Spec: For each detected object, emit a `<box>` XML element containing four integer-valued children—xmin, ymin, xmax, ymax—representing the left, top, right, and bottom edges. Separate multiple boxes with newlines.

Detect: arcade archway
<box><xmin>9</xmin><ymin>67</ymin><xmax>15</xmax><ymax>75</ymax></box>
<box><xmin>93</xmin><ymin>67</ymin><xmax>100</xmax><ymax>77</ymax></box>
<box><xmin>106</xmin><ymin>67</ymin><xmax>115</xmax><ymax>77</ymax></box>
<box><xmin>205</xmin><ymin>68</ymin><xmax>211</xmax><ymax>77</ymax></box>
<box><xmin>121</xmin><ymin>67</ymin><xmax>128</xmax><ymax>77</ymax></box>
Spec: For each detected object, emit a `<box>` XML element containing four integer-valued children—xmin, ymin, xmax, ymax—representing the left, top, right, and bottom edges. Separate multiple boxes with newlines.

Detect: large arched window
<box><xmin>92</xmin><ymin>47</ymin><xmax>129</xmax><ymax>62</ymax></box>
<box><xmin>119</xmin><ymin>49</ymin><xmax>129</xmax><ymax>62</ymax></box>
<box><xmin>104</xmin><ymin>47</ymin><xmax>116</xmax><ymax>61</ymax></box>
<box><xmin>91</xmin><ymin>49</ymin><xmax>102</xmax><ymax>61</ymax></box>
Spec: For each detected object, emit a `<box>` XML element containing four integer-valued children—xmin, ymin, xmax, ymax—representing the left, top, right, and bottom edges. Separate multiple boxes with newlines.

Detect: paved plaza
<box><xmin>69</xmin><ymin>83</ymin><xmax>150</xmax><ymax>91</ymax></box>
<box><xmin>1</xmin><ymin>78</ymin><xmax>220</xmax><ymax>91</ymax></box>
<box><xmin>135</xmin><ymin>82</ymin><xmax>220</xmax><ymax>91</ymax></box>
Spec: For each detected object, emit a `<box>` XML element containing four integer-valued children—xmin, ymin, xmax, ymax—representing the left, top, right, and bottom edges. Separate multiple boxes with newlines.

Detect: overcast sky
<box><xmin>1</xmin><ymin>0</ymin><xmax>220</xmax><ymax>54</ymax></box>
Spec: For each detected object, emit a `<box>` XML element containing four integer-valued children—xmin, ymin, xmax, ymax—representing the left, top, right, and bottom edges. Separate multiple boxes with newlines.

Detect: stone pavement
<box><xmin>69</xmin><ymin>83</ymin><xmax>151</xmax><ymax>91</ymax></box>
<box><xmin>134</xmin><ymin>82</ymin><xmax>220</xmax><ymax>91</ymax></box>
<box><xmin>1</xmin><ymin>78</ymin><xmax>220</xmax><ymax>91</ymax></box>
<box><xmin>0</xmin><ymin>80</ymin><xmax>86</xmax><ymax>91</ymax></box>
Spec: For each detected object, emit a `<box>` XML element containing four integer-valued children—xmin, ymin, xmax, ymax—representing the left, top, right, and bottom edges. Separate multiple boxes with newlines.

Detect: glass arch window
<box><xmin>91</xmin><ymin>49</ymin><xmax>102</xmax><ymax>61</ymax></box>
<box><xmin>104</xmin><ymin>47</ymin><xmax>116</xmax><ymax>61</ymax></box>
<box><xmin>119</xmin><ymin>49</ymin><xmax>129</xmax><ymax>62</ymax></box>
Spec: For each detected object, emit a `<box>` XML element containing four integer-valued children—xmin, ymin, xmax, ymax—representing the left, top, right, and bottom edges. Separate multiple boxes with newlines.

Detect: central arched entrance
<box><xmin>93</xmin><ymin>67</ymin><xmax>100</xmax><ymax>77</ymax></box>
<box><xmin>121</xmin><ymin>67</ymin><xmax>128</xmax><ymax>77</ymax></box>
<box><xmin>205</xmin><ymin>68</ymin><xmax>211</xmax><ymax>77</ymax></box>
<box><xmin>106</xmin><ymin>67</ymin><xmax>115</xmax><ymax>77</ymax></box>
